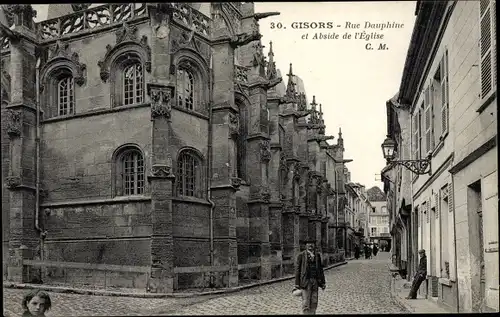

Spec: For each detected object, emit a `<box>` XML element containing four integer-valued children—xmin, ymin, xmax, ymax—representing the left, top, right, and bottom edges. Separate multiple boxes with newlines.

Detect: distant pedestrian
<box><xmin>22</xmin><ymin>290</ymin><xmax>52</xmax><ymax>317</ymax></box>
<box><xmin>364</xmin><ymin>244</ymin><xmax>371</xmax><ymax>259</ymax></box>
<box><xmin>373</xmin><ymin>244</ymin><xmax>379</xmax><ymax>256</ymax></box>
<box><xmin>354</xmin><ymin>244</ymin><xmax>360</xmax><ymax>259</ymax></box>
<box><xmin>406</xmin><ymin>249</ymin><xmax>427</xmax><ymax>299</ymax></box>
<box><xmin>294</xmin><ymin>238</ymin><xmax>326</xmax><ymax>314</ymax></box>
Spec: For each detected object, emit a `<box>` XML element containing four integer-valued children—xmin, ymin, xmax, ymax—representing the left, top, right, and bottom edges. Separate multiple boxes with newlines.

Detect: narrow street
<box><xmin>3</xmin><ymin>253</ymin><xmax>407</xmax><ymax>316</ymax></box>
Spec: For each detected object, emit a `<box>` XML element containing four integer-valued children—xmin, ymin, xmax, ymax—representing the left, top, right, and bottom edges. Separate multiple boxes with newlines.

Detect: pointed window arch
<box><xmin>113</xmin><ymin>146</ymin><xmax>145</xmax><ymax>196</ymax></box>
<box><xmin>123</xmin><ymin>62</ymin><xmax>144</xmax><ymax>105</ymax></box>
<box><xmin>176</xmin><ymin>68</ymin><xmax>195</xmax><ymax>110</ymax></box>
<box><xmin>57</xmin><ymin>75</ymin><xmax>75</xmax><ymax>116</ymax></box>
<box><xmin>176</xmin><ymin>149</ymin><xmax>204</xmax><ymax>198</ymax></box>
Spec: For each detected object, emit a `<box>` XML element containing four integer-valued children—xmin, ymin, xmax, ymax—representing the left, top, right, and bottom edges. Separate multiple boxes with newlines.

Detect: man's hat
<box><xmin>304</xmin><ymin>238</ymin><xmax>316</xmax><ymax>244</ymax></box>
<box><xmin>418</xmin><ymin>249</ymin><xmax>426</xmax><ymax>253</ymax></box>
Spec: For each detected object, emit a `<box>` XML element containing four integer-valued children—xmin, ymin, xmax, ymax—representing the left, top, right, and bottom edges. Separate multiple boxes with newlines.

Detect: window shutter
<box><xmin>426</xmin><ymin>200</ymin><xmax>430</xmax><ymax>223</ymax></box>
<box><xmin>424</xmin><ymin>87</ymin><xmax>432</xmax><ymax>154</ymax></box>
<box><xmin>448</xmin><ymin>182</ymin><xmax>453</xmax><ymax>213</ymax></box>
<box><xmin>418</xmin><ymin>109</ymin><xmax>422</xmax><ymax>159</ymax></box>
<box><xmin>429</xmin><ymin>82</ymin><xmax>435</xmax><ymax>149</ymax></box>
<box><xmin>412</xmin><ymin>114</ymin><xmax>419</xmax><ymax>159</ymax></box>
<box><xmin>480</xmin><ymin>0</ymin><xmax>495</xmax><ymax>99</ymax></box>
<box><xmin>440</xmin><ymin>51</ymin><xmax>449</xmax><ymax>135</ymax></box>
<box><xmin>434</xmin><ymin>192</ymin><xmax>439</xmax><ymax>219</ymax></box>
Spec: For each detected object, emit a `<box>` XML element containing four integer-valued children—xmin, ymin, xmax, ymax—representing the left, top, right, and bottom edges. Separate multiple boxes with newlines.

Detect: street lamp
<box><xmin>381</xmin><ymin>135</ymin><xmax>431</xmax><ymax>175</ymax></box>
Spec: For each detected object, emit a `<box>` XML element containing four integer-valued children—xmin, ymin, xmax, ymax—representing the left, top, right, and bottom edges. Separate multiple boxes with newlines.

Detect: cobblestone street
<box><xmin>3</xmin><ymin>253</ymin><xmax>407</xmax><ymax>316</ymax></box>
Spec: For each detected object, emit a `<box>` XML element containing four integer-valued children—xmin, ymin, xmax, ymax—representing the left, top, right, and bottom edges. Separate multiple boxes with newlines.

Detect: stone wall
<box><xmin>42</xmin><ymin>201</ymin><xmax>151</xmax><ymax>288</ymax></box>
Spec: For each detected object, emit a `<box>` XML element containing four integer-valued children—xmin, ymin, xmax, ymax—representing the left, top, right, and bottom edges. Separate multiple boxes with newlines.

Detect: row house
<box><xmin>366</xmin><ymin>186</ymin><xmax>390</xmax><ymax>249</ymax></box>
<box><xmin>383</xmin><ymin>0</ymin><xmax>497</xmax><ymax>312</ymax></box>
<box><xmin>1</xmin><ymin>3</ymin><xmax>350</xmax><ymax>292</ymax></box>
<box><xmin>382</xmin><ymin>93</ymin><xmax>413</xmax><ymax>279</ymax></box>
<box><xmin>344</xmin><ymin>182</ymin><xmax>368</xmax><ymax>254</ymax></box>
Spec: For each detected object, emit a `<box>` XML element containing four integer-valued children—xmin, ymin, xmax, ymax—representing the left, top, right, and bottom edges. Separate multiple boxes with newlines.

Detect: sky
<box><xmin>254</xmin><ymin>2</ymin><xmax>416</xmax><ymax>190</ymax></box>
<box><xmin>31</xmin><ymin>2</ymin><xmax>416</xmax><ymax>190</ymax></box>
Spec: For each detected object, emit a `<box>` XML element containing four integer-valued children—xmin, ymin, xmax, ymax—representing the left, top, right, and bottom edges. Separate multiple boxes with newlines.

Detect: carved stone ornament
<box><xmin>293</xmin><ymin>164</ymin><xmax>301</xmax><ymax>181</ymax></box>
<box><xmin>294</xmin><ymin>205</ymin><xmax>301</xmax><ymax>214</ymax></box>
<box><xmin>279</xmin><ymin>152</ymin><xmax>287</xmax><ymax>170</ymax></box>
<box><xmin>148</xmin><ymin>84</ymin><xmax>174</xmax><ymax>120</ymax></box>
<box><xmin>264</xmin><ymin>77</ymin><xmax>282</xmax><ymax>90</ymax></box>
<box><xmin>43</xmin><ymin>40</ymin><xmax>87</xmax><ymax>86</ymax></box>
<box><xmin>252</xmin><ymin>42</ymin><xmax>266</xmax><ymax>68</ymax></box>
<box><xmin>317</xmin><ymin>185</ymin><xmax>323</xmax><ymax>195</ymax></box>
<box><xmin>169</xmin><ymin>26</ymin><xmax>211</xmax><ymax>64</ymax></box>
<box><xmin>230</xmin><ymin>31</ymin><xmax>262</xmax><ymax>48</ymax></box>
<box><xmin>252</xmin><ymin>12</ymin><xmax>281</xmax><ymax>21</ymax></box>
<box><xmin>230</xmin><ymin>177</ymin><xmax>242</xmax><ymax>190</ymax></box>
<box><xmin>6</xmin><ymin>176</ymin><xmax>21</xmax><ymax>189</ymax></box>
<box><xmin>71</xmin><ymin>4</ymin><xmax>91</xmax><ymax>11</ymax></box>
<box><xmin>260</xmin><ymin>187</ymin><xmax>271</xmax><ymax>202</ymax></box>
<box><xmin>97</xmin><ymin>25</ymin><xmax>152</xmax><ymax>82</ymax></box>
<box><xmin>260</xmin><ymin>140</ymin><xmax>271</xmax><ymax>162</ymax></box>
<box><xmin>6</xmin><ymin>109</ymin><xmax>22</xmax><ymax>138</ymax></box>
<box><xmin>116</xmin><ymin>23</ymin><xmax>138</xmax><ymax>45</ymax></box>
<box><xmin>282</xmin><ymin>205</ymin><xmax>295</xmax><ymax>214</ymax></box>
<box><xmin>170</xmin><ymin>3</ymin><xmax>210</xmax><ymax>37</ymax></box>
<box><xmin>170</xmin><ymin>29</ymin><xmax>195</xmax><ymax>53</ymax></box>
<box><xmin>4</xmin><ymin>5</ymin><xmax>36</xmax><ymax>29</ymax></box>
<box><xmin>150</xmin><ymin>164</ymin><xmax>172</xmax><ymax>178</ymax></box>
<box><xmin>307</xmin><ymin>172</ymin><xmax>316</xmax><ymax>186</ymax></box>
<box><xmin>228</xmin><ymin>113</ymin><xmax>239</xmax><ymax>136</ymax></box>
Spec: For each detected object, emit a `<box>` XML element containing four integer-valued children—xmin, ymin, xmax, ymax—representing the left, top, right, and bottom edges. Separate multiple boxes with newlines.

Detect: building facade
<box><xmin>382</xmin><ymin>93</ymin><xmax>413</xmax><ymax>280</ymax></box>
<box><xmin>1</xmin><ymin>3</ymin><xmax>353</xmax><ymax>292</ymax></box>
<box><xmin>344</xmin><ymin>182</ymin><xmax>368</xmax><ymax>254</ymax></box>
<box><xmin>366</xmin><ymin>187</ymin><xmax>390</xmax><ymax>249</ymax></box>
<box><xmin>383</xmin><ymin>0</ymin><xmax>497</xmax><ymax>312</ymax></box>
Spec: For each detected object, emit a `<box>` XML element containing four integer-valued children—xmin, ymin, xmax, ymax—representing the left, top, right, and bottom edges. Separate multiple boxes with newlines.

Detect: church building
<box><xmin>1</xmin><ymin>3</ymin><xmax>351</xmax><ymax>292</ymax></box>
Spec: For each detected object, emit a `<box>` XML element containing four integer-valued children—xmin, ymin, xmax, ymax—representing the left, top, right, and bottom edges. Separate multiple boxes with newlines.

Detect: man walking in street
<box><xmin>294</xmin><ymin>238</ymin><xmax>326</xmax><ymax>314</ymax></box>
<box><xmin>406</xmin><ymin>249</ymin><xmax>427</xmax><ymax>299</ymax></box>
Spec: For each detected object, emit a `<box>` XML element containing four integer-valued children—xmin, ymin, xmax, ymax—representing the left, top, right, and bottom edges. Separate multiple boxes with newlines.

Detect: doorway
<box><xmin>467</xmin><ymin>180</ymin><xmax>484</xmax><ymax>312</ymax></box>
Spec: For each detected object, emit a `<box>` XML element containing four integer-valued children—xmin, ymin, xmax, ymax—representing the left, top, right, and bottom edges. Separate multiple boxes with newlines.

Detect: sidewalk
<box><xmin>390</xmin><ymin>274</ymin><xmax>452</xmax><ymax>314</ymax></box>
<box><xmin>3</xmin><ymin>261</ymin><xmax>348</xmax><ymax>299</ymax></box>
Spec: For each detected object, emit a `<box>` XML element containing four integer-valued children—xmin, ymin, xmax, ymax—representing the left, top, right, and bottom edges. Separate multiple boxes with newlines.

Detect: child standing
<box><xmin>22</xmin><ymin>290</ymin><xmax>52</xmax><ymax>317</ymax></box>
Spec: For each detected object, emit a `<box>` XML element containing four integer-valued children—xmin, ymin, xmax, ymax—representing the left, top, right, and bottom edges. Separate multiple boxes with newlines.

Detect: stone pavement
<box><xmin>3</xmin><ymin>252</ymin><xmax>407</xmax><ymax>316</ymax></box>
<box><xmin>390</xmin><ymin>271</ymin><xmax>452</xmax><ymax>314</ymax></box>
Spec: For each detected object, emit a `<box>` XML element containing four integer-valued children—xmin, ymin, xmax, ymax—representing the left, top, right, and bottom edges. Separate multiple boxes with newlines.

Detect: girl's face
<box><xmin>27</xmin><ymin>295</ymin><xmax>47</xmax><ymax>316</ymax></box>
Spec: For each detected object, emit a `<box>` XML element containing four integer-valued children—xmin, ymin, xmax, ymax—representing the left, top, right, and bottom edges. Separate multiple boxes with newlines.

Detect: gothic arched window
<box><xmin>176</xmin><ymin>150</ymin><xmax>203</xmax><ymax>198</ymax></box>
<box><xmin>57</xmin><ymin>76</ymin><xmax>75</xmax><ymax>116</ymax></box>
<box><xmin>115</xmin><ymin>147</ymin><xmax>145</xmax><ymax>196</ymax></box>
<box><xmin>123</xmin><ymin>62</ymin><xmax>144</xmax><ymax>106</ymax></box>
<box><xmin>176</xmin><ymin>68</ymin><xmax>195</xmax><ymax>110</ymax></box>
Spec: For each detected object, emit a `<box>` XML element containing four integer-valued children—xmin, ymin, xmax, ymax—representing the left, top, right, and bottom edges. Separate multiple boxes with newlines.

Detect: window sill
<box><xmin>172</xmin><ymin>105</ymin><xmax>209</xmax><ymax>120</ymax></box>
<box><xmin>477</xmin><ymin>90</ymin><xmax>496</xmax><ymax>114</ymax></box>
<box><xmin>432</xmin><ymin>138</ymin><xmax>445</xmax><ymax>157</ymax></box>
<box><xmin>42</xmin><ymin>103</ymin><xmax>151</xmax><ymax>123</ymax></box>
<box><xmin>173</xmin><ymin>196</ymin><xmax>211</xmax><ymax>206</ymax></box>
<box><xmin>438</xmin><ymin>277</ymin><xmax>452</xmax><ymax>287</ymax></box>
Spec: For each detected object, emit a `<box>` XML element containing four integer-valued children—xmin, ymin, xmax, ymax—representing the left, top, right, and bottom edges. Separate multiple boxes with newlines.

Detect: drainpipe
<box><xmin>207</xmin><ymin>54</ymin><xmax>215</xmax><ymax>272</ymax></box>
<box><xmin>451</xmin><ymin>180</ymin><xmax>460</xmax><ymax>313</ymax></box>
<box><xmin>35</xmin><ymin>57</ymin><xmax>46</xmax><ymax>261</ymax></box>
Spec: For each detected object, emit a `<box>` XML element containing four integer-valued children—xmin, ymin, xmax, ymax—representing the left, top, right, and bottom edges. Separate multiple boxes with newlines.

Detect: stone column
<box><xmin>247</xmin><ymin>133</ymin><xmax>272</xmax><ymax>281</ymax></box>
<box><xmin>210</xmin><ymin>33</ymin><xmax>240</xmax><ymax>287</ymax></box>
<box><xmin>268</xmin><ymin>92</ymin><xmax>285</xmax><ymax>278</ymax></box>
<box><xmin>5</xmin><ymin>6</ymin><xmax>40</xmax><ymax>282</ymax></box>
<box><xmin>147</xmin><ymin>84</ymin><xmax>175</xmax><ymax>293</ymax></box>
<box><xmin>314</xmin><ymin>218</ymin><xmax>322</xmax><ymax>248</ymax></box>
<box><xmin>147</xmin><ymin>6</ymin><xmax>175</xmax><ymax>293</ymax></box>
